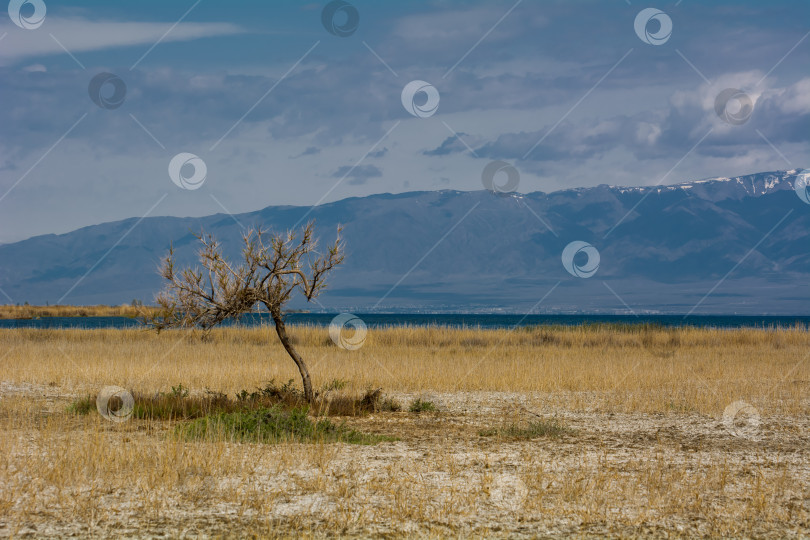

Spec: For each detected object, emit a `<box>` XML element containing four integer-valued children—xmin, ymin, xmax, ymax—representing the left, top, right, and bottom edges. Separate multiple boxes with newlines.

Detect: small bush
<box><xmin>409</xmin><ymin>398</ymin><xmax>436</xmax><ymax>413</ymax></box>
<box><xmin>235</xmin><ymin>378</ymin><xmax>307</xmax><ymax>409</ymax></box>
<box><xmin>168</xmin><ymin>384</ymin><xmax>190</xmax><ymax>398</ymax></box>
<box><xmin>314</xmin><ymin>388</ymin><xmax>401</xmax><ymax>416</ymax></box>
<box><xmin>479</xmin><ymin>419</ymin><xmax>574</xmax><ymax>439</ymax></box>
<box><xmin>378</xmin><ymin>395</ymin><xmax>402</xmax><ymax>412</ymax></box>
<box><xmin>358</xmin><ymin>388</ymin><xmax>401</xmax><ymax>412</ymax></box>
<box><xmin>176</xmin><ymin>406</ymin><xmax>393</xmax><ymax>445</ymax></box>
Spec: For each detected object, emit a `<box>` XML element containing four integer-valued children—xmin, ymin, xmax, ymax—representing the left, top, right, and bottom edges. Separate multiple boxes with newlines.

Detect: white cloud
<box><xmin>0</xmin><ymin>17</ymin><xmax>245</xmax><ymax>65</ymax></box>
<box><xmin>389</xmin><ymin>6</ymin><xmax>546</xmax><ymax>61</ymax></box>
<box><xmin>773</xmin><ymin>77</ymin><xmax>810</xmax><ymax>115</ymax></box>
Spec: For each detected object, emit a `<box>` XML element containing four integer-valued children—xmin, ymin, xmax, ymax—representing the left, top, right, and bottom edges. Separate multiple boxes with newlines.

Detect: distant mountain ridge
<box><xmin>0</xmin><ymin>169</ymin><xmax>808</xmax><ymax>314</ymax></box>
<box><xmin>608</xmin><ymin>170</ymin><xmax>796</xmax><ymax>198</ymax></box>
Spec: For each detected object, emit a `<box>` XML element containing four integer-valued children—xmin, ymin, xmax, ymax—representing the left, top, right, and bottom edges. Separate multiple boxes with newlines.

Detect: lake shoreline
<box><xmin>2</xmin><ymin>311</ymin><xmax>810</xmax><ymax>330</ymax></box>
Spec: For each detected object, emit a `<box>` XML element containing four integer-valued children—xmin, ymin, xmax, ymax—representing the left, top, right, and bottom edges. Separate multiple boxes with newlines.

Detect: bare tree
<box><xmin>148</xmin><ymin>222</ymin><xmax>344</xmax><ymax>403</ymax></box>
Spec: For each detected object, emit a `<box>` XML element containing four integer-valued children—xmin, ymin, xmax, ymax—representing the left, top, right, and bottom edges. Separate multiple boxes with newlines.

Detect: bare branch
<box><xmin>149</xmin><ymin>222</ymin><xmax>344</xmax><ymax>333</ymax></box>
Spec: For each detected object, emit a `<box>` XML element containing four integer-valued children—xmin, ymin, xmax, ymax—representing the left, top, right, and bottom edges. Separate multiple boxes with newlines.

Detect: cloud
<box><xmin>294</xmin><ymin>146</ymin><xmax>320</xmax><ymax>158</ymax></box>
<box><xmin>423</xmin><ymin>134</ymin><xmax>471</xmax><ymax>156</ymax></box>
<box><xmin>1</xmin><ymin>1</ymin><xmax>808</xmax><ymax>245</ymax></box>
<box><xmin>388</xmin><ymin>5</ymin><xmax>548</xmax><ymax>69</ymax></box>
<box><xmin>0</xmin><ymin>18</ymin><xmax>245</xmax><ymax>65</ymax></box>
<box><xmin>422</xmin><ymin>74</ymin><xmax>810</xmax><ymax>165</ymax></box>
<box><xmin>332</xmin><ymin>164</ymin><xmax>383</xmax><ymax>185</ymax></box>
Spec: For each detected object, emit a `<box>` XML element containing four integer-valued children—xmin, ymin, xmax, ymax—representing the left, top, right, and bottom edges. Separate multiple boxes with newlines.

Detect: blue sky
<box><xmin>0</xmin><ymin>0</ymin><xmax>808</xmax><ymax>243</ymax></box>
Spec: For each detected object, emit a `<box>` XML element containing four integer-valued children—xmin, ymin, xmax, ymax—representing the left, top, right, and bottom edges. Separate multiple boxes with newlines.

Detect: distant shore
<box><xmin>2</xmin><ymin>306</ymin><xmax>810</xmax><ymax>330</ymax></box>
<box><xmin>0</xmin><ymin>304</ymin><xmax>153</xmax><ymax>319</ymax></box>
<box><xmin>0</xmin><ymin>305</ymin><xmax>317</xmax><ymax>320</ymax></box>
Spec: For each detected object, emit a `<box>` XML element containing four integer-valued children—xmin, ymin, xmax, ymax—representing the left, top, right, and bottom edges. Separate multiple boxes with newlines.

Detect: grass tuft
<box><xmin>359</xmin><ymin>388</ymin><xmax>402</xmax><ymax>412</ymax></box>
<box><xmin>66</xmin><ymin>396</ymin><xmax>95</xmax><ymax>415</ymax></box>
<box><xmin>479</xmin><ymin>419</ymin><xmax>575</xmax><ymax>439</ymax></box>
<box><xmin>409</xmin><ymin>398</ymin><xmax>436</xmax><ymax>413</ymax></box>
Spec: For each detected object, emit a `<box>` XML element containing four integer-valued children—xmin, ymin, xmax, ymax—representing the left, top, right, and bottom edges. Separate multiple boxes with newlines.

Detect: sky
<box><xmin>0</xmin><ymin>0</ymin><xmax>808</xmax><ymax>244</ymax></box>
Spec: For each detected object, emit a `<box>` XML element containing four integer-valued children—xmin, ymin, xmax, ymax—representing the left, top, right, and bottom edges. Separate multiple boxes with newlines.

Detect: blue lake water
<box><xmin>1</xmin><ymin>313</ymin><xmax>809</xmax><ymax>330</ymax></box>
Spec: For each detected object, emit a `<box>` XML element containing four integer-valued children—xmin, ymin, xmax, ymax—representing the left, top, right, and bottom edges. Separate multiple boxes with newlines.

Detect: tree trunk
<box><xmin>270</xmin><ymin>308</ymin><xmax>314</xmax><ymax>403</ymax></box>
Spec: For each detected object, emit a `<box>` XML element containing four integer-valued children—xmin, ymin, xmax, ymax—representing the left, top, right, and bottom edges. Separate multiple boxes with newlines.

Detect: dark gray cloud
<box><xmin>332</xmin><ymin>164</ymin><xmax>383</xmax><ymax>185</ymax></box>
<box><xmin>423</xmin><ymin>134</ymin><xmax>470</xmax><ymax>156</ymax></box>
<box><xmin>295</xmin><ymin>146</ymin><xmax>321</xmax><ymax>157</ymax></box>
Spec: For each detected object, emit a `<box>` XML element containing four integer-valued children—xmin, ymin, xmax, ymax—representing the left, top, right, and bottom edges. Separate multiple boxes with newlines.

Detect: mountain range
<box><xmin>1</xmin><ymin>169</ymin><xmax>808</xmax><ymax>314</ymax></box>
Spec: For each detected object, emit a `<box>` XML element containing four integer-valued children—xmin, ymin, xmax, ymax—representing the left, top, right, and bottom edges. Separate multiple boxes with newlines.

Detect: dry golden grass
<box><xmin>1</xmin><ymin>324</ymin><xmax>809</xmax><ymax>537</ymax></box>
<box><xmin>1</xmin><ymin>324</ymin><xmax>808</xmax><ymax>414</ymax></box>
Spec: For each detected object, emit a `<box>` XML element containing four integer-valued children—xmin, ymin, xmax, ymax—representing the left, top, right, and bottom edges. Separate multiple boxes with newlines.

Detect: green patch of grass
<box><xmin>409</xmin><ymin>398</ymin><xmax>436</xmax><ymax>413</ymax></box>
<box><xmin>479</xmin><ymin>419</ymin><xmax>575</xmax><ymax>440</ymax></box>
<box><xmin>66</xmin><ymin>395</ymin><xmax>95</xmax><ymax>415</ymax></box>
<box><xmin>176</xmin><ymin>406</ymin><xmax>394</xmax><ymax>445</ymax></box>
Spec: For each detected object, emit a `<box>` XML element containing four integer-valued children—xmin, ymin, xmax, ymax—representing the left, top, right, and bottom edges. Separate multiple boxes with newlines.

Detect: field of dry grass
<box><xmin>1</xmin><ymin>324</ymin><xmax>809</xmax><ymax>537</ymax></box>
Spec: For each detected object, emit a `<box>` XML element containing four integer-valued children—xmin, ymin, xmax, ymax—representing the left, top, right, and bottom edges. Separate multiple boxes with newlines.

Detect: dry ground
<box><xmin>1</xmin><ymin>324</ymin><xmax>809</xmax><ymax>538</ymax></box>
